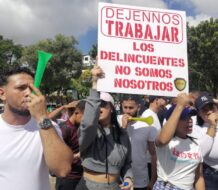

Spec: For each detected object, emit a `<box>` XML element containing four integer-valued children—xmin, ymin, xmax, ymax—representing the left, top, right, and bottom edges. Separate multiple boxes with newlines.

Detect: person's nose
<box><xmin>125</xmin><ymin>109</ymin><xmax>131</xmax><ymax>114</ymax></box>
<box><xmin>24</xmin><ymin>86</ymin><xmax>32</xmax><ymax>96</ymax></box>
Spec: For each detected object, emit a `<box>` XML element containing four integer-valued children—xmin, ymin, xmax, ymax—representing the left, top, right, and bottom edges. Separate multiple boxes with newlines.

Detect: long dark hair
<box><xmin>97</xmin><ymin>102</ymin><xmax>123</xmax><ymax>178</ymax></box>
<box><xmin>110</xmin><ymin>103</ymin><xmax>122</xmax><ymax>144</ymax></box>
<box><xmin>98</xmin><ymin>102</ymin><xmax>122</xmax><ymax>144</ymax></box>
<box><xmin>196</xmin><ymin>115</ymin><xmax>204</xmax><ymax>126</ymax></box>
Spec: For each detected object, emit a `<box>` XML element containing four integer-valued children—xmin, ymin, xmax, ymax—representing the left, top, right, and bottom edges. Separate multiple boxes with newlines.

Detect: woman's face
<box><xmin>99</xmin><ymin>101</ymin><xmax>112</xmax><ymax>125</ymax></box>
<box><xmin>199</xmin><ymin>103</ymin><xmax>218</xmax><ymax>122</ymax></box>
<box><xmin>175</xmin><ymin>117</ymin><xmax>193</xmax><ymax>138</ymax></box>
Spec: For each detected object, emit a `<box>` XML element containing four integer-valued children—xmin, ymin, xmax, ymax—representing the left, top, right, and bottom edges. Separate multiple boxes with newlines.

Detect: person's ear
<box><xmin>0</xmin><ymin>87</ymin><xmax>6</xmax><ymax>101</ymax></box>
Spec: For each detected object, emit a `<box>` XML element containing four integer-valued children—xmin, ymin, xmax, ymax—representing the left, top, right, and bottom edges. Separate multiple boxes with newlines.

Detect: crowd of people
<box><xmin>0</xmin><ymin>65</ymin><xmax>218</xmax><ymax>190</ymax></box>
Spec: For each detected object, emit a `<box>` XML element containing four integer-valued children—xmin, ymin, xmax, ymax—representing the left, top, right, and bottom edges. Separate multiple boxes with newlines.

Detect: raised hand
<box><xmin>65</xmin><ymin>100</ymin><xmax>79</xmax><ymax>109</ymax></box>
<box><xmin>121</xmin><ymin>114</ymin><xmax>132</xmax><ymax>129</ymax></box>
<box><xmin>208</xmin><ymin>111</ymin><xmax>218</xmax><ymax>127</ymax></box>
<box><xmin>27</xmin><ymin>84</ymin><xmax>48</xmax><ymax>122</ymax></box>
<box><xmin>91</xmin><ymin>65</ymin><xmax>105</xmax><ymax>89</ymax></box>
<box><xmin>176</xmin><ymin>93</ymin><xmax>191</xmax><ymax>108</ymax></box>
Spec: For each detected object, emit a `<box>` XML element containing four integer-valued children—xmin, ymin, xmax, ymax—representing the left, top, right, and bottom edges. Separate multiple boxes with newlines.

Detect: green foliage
<box><xmin>21</xmin><ymin>34</ymin><xmax>83</xmax><ymax>94</ymax></box>
<box><xmin>89</xmin><ymin>44</ymin><xmax>98</xmax><ymax>59</ymax></box>
<box><xmin>188</xmin><ymin>18</ymin><xmax>218</xmax><ymax>96</ymax></box>
<box><xmin>70</xmin><ymin>69</ymin><xmax>92</xmax><ymax>98</ymax></box>
<box><xmin>0</xmin><ymin>35</ymin><xmax>23</xmax><ymax>70</ymax></box>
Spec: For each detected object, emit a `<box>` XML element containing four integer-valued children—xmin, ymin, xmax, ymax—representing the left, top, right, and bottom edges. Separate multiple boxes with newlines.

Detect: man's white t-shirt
<box><xmin>0</xmin><ymin>115</ymin><xmax>51</xmax><ymax>190</ymax></box>
<box><xmin>136</xmin><ymin>109</ymin><xmax>161</xmax><ymax>164</ymax></box>
<box><xmin>141</xmin><ymin>109</ymin><xmax>161</xmax><ymax>131</ymax></box>
<box><xmin>129</xmin><ymin>122</ymin><xmax>158</xmax><ymax>188</ymax></box>
<box><xmin>118</xmin><ymin>115</ymin><xmax>158</xmax><ymax>188</ymax></box>
<box><xmin>156</xmin><ymin>136</ymin><xmax>203</xmax><ymax>190</ymax></box>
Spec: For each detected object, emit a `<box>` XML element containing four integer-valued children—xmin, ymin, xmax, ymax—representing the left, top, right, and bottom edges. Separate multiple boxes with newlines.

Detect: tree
<box><xmin>89</xmin><ymin>44</ymin><xmax>98</xmax><ymax>59</ymax></box>
<box><xmin>188</xmin><ymin>18</ymin><xmax>218</xmax><ymax>96</ymax></box>
<box><xmin>71</xmin><ymin>69</ymin><xmax>92</xmax><ymax>98</ymax></box>
<box><xmin>21</xmin><ymin>34</ymin><xmax>83</xmax><ymax>94</ymax></box>
<box><xmin>0</xmin><ymin>35</ymin><xmax>23</xmax><ymax>70</ymax></box>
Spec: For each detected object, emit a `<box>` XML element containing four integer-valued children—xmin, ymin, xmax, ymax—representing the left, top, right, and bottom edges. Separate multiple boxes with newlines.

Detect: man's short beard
<box><xmin>8</xmin><ymin>104</ymin><xmax>30</xmax><ymax>116</ymax></box>
<box><xmin>132</xmin><ymin>112</ymin><xmax>138</xmax><ymax>117</ymax></box>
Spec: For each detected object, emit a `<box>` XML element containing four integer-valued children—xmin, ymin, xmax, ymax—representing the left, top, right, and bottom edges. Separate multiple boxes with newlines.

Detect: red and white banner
<box><xmin>97</xmin><ymin>2</ymin><xmax>188</xmax><ymax>96</ymax></box>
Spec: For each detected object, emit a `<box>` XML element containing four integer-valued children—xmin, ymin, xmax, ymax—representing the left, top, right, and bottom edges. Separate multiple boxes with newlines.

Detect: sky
<box><xmin>0</xmin><ymin>0</ymin><xmax>217</xmax><ymax>54</ymax></box>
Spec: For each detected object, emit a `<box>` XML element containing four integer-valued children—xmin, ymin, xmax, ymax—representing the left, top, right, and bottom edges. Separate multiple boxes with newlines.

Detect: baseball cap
<box><xmin>165</xmin><ymin>105</ymin><xmax>196</xmax><ymax>120</ymax></box>
<box><xmin>100</xmin><ymin>92</ymin><xmax>114</xmax><ymax>106</ymax></box>
<box><xmin>195</xmin><ymin>94</ymin><xmax>215</xmax><ymax>112</ymax></box>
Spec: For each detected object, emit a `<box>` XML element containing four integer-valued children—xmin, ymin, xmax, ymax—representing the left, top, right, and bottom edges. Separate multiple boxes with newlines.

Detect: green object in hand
<box><xmin>34</xmin><ymin>50</ymin><xmax>52</xmax><ymax>88</ymax></box>
<box><xmin>129</xmin><ymin>116</ymin><xmax>153</xmax><ymax>125</ymax></box>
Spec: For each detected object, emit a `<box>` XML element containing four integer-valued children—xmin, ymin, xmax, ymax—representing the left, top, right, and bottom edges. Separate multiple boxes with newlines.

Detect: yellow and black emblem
<box><xmin>174</xmin><ymin>78</ymin><xmax>186</xmax><ymax>91</ymax></box>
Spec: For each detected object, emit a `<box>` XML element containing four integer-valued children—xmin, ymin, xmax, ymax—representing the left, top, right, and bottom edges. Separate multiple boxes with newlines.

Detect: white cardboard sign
<box><xmin>98</xmin><ymin>2</ymin><xmax>188</xmax><ymax>96</ymax></box>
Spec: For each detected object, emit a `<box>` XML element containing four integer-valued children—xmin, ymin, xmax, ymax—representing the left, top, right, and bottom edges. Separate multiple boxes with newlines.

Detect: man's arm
<box><xmin>147</xmin><ymin>141</ymin><xmax>157</xmax><ymax>190</ymax></box>
<box><xmin>47</xmin><ymin>105</ymin><xmax>65</xmax><ymax>120</ymax></box>
<box><xmin>48</xmin><ymin>101</ymin><xmax>79</xmax><ymax>120</ymax></box>
<box><xmin>28</xmin><ymin>84</ymin><xmax>74</xmax><ymax>177</ymax></box>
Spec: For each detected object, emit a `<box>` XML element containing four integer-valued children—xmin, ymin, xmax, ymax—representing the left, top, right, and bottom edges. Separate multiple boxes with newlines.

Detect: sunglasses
<box><xmin>100</xmin><ymin>100</ymin><xmax>109</xmax><ymax>108</ymax></box>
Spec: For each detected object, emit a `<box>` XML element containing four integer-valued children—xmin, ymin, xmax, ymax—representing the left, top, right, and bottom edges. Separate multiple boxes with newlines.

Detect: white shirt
<box><xmin>0</xmin><ymin>115</ymin><xmax>51</xmax><ymax>190</ymax></box>
<box><xmin>156</xmin><ymin>137</ymin><xmax>203</xmax><ymax>190</ymax></box>
<box><xmin>191</xmin><ymin>123</ymin><xmax>218</xmax><ymax>170</ymax></box>
<box><xmin>118</xmin><ymin>115</ymin><xmax>158</xmax><ymax>187</ymax></box>
<box><xmin>141</xmin><ymin>108</ymin><xmax>161</xmax><ymax>131</ymax></box>
<box><xmin>138</xmin><ymin>109</ymin><xmax>161</xmax><ymax>163</ymax></box>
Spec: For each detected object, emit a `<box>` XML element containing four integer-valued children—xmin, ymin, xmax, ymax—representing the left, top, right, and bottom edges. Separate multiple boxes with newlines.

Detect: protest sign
<box><xmin>98</xmin><ymin>2</ymin><xmax>188</xmax><ymax>96</ymax></box>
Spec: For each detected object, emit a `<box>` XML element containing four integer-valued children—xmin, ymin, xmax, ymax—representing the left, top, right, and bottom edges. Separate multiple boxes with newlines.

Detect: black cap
<box><xmin>195</xmin><ymin>94</ymin><xmax>215</xmax><ymax>112</ymax></box>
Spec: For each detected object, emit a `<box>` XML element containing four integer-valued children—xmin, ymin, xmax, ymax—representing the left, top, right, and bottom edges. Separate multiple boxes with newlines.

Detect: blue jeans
<box><xmin>152</xmin><ymin>180</ymin><xmax>183</xmax><ymax>190</ymax></box>
<box><xmin>76</xmin><ymin>176</ymin><xmax>120</xmax><ymax>190</ymax></box>
<box><xmin>203</xmin><ymin>164</ymin><xmax>218</xmax><ymax>190</ymax></box>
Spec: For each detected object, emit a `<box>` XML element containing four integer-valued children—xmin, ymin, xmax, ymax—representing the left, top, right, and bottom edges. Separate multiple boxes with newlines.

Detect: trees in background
<box><xmin>0</xmin><ymin>17</ymin><xmax>217</xmax><ymax>98</ymax></box>
<box><xmin>71</xmin><ymin>69</ymin><xmax>92</xmax><ymax>98</ymax></box>
<box><xmin>21</xmin><ymin>34</ymin><xmax>83</xmax><ymax>95</ymax></box>
<box><xmin>89</xmin><ymin>44</ymin><xmax>97</xmax><ymax>59</ymax></box>
<box><xmin>188</xmin><ymin>18</ymin><xmax>218</xmax><ymax>96</ymax></box>
<box><xmin>0</xmin><ymin>35</ymin><xmax>22</xmax><ymax>70</ymax></box>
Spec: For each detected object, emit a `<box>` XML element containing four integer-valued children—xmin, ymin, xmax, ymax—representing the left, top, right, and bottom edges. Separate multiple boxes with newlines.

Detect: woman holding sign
<box><xmin>76</xmin><ymin>65</ymin><xmax>133</xmax><ymax>190</ymax></box>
